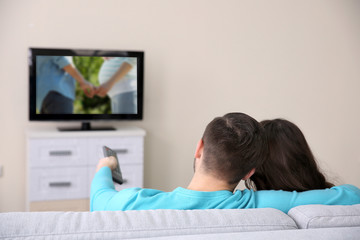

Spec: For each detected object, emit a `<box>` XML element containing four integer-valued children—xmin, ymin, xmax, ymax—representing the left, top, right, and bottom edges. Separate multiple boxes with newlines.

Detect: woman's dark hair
<box><xmin>202</xmin><ymin>113</ymin><xmax>267</xmax><ymax>185</ymax></box>
<box><xmin>245</xmin><ymin>119</ymin><xmax>334</xmax><ymax>191</ymax></box>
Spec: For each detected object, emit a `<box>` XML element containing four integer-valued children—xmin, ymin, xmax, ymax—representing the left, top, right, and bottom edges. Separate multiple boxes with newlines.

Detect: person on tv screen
<box><xmin>36</xmin><ymin>56</ymin><xmax>96</xmax><ymax>114</ymax></box>
<box><xmin>90</xmin><ymin>112</ymin><xmax>360</xmax><ymax>213</ymax></box>
<box><xmin>96</xmin><ymin>57</ymin><xmax>137</xmax><ymax>114</ymax></box>
<box><xmin>245</xmin><ymin>118</ymin><xmax>334</xmax><ymax>192</ymax></box>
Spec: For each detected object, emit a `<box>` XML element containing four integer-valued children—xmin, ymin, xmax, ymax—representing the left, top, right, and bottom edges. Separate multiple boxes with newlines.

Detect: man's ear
<box><xmin>194</xmin><ymin>139</ymin><xmax>204</xmax><ymax>159</ymax></box>
<box><xmin>242</xmin><ymin>168</ymin><xmax>255</xmax><ymax>180</ymax></box>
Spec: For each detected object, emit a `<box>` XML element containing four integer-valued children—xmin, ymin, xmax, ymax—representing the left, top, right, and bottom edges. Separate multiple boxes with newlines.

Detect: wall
<box><xmin>0</xmin><ymin>0</ymin><xmax>359</xmax><ymax>211</ymax></box>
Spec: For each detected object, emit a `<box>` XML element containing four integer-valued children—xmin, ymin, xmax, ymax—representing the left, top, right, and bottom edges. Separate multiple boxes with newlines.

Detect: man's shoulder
<box><xmin>118</xmin><ymin>187</ymin><xmax>168</xmax><ymax>197</ymax></box>
<box><xmin>107</xmin><ymin>187</ymin><xmax>172</xmax><ymax>210</ymax></box>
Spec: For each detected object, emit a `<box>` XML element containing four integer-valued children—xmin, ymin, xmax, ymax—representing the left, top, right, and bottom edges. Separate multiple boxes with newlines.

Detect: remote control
<box><xmin>102</xmin><ymin>146</ymin><xmax>124</xmax><ymax>184</ymax></box>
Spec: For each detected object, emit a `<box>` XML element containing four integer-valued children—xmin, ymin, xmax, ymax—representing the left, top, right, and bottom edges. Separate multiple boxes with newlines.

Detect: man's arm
<box><xmin>51</xmin><ymin>56</ymin><xmax>95</xmax><ymax>98</ymax></box>
<box><xmin>63</xmin><ymin>64</ymin><xmax>95</xmax><ymax>98</ymax></box>
<box><xmin>90</xmin><ymin>157</ymin><xmax>118</xmax><ymax>211</ymax></box>
<box><xmin>255</xmin><ymin>185</ymin><xmax>360</xmax><ymax>213</ymax></box>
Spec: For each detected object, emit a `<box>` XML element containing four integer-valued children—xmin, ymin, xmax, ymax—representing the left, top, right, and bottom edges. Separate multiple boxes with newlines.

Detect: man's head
<box><xmin>196</xmin><ymin>112</ymin><xmax>267</xmax><ymax>186</ymax></box>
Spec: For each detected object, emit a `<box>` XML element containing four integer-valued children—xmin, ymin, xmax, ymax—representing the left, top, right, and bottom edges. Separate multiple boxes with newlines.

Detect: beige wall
<box><xmin>0</xmin><ymin>0</ymin><xmax>359</xmax><ymax>211</ymax></box>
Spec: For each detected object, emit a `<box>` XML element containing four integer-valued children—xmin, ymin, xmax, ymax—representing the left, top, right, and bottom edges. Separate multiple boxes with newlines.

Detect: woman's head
<box><xmin>246</xmin><ymin>119</ymin><xmax>333</xmax><ymax>191</ymax></box>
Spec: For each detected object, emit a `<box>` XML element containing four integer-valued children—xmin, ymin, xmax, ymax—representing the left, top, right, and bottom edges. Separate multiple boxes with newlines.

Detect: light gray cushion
<box><xmin>0</xmin><ymin>208</ymin><xmax>297</xmax><ymax>239</ymax></box>
<box><xmin>288</xmin><ymin>204</ymin><xmax>360</xmax><ymax>229</ymax></box>
<box><xmin>135</xmin><ymin>227</ymin><xmax>360</xmax><ymax>240</ymax></box>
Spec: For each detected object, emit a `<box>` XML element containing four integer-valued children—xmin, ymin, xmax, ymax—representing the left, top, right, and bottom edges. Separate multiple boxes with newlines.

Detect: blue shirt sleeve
<box><xmin>255</xmin><ymin>184</ymin><xmax>360</xmax><ymax>213</ymax></box>
<box><xmin>52</xmin><ymin>56</ymin><xmax>71</xmax><ymax>69</ymax></box>
<box><xmin>90</xmin><ymin>167</ymin><xmax>118</xmax><ymax>211</ymax></box>
<box><xmin>90</xmin><ymin>167</ymin><xmax>144</xmax><ymax>211</ymax></box>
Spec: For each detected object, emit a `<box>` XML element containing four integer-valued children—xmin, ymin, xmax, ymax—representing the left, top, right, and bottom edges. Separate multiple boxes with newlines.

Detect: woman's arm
<box><xmin>96</xmin><ymin>61</ymin><xmax>133</xmax><ymax>97</ymax></box>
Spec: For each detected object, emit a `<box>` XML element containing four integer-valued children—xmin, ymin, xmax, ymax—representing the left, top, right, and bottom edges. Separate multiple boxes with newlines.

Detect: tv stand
<box><xmin>58</xmin><ymin>122</ymin><xmax>116</xmax><ymax>131</ymax></box>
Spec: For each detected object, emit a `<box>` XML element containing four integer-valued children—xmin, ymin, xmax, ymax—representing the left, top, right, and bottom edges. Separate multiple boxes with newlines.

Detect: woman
<box><xmin>246</xmin><ymin>119</ymin><xmax>334</xmax><ymax>191</ymax></box>
<box><xmin>96</xmin><ymin>57</ymin><xmax>137</xmax><ymax>114</ymax></box>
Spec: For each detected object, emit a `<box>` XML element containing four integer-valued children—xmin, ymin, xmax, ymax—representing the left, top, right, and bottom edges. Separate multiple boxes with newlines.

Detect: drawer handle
<box><xmin>114</xmin><ymin>149</ymin><xmax>128</xmax><ymax>154</ymax></box>
<box><xmin>49</xmin><ymin>151</ymin><xmax>72</xmax><ymax>156</ymax></box>
<box><xmin>49</xmin><ymin>182</ymin><xmax>72</xmax><ymax>187</ymax></box>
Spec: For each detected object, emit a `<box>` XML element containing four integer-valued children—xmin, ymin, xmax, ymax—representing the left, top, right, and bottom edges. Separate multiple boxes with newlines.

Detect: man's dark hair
<box><xmin>201</xmin><ymin>112</ymin><xmax>267</xmax><ymax>185</ymax></box>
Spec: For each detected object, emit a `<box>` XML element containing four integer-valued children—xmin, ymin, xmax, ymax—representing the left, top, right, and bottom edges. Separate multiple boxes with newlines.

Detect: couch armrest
<box><xmin>288</xmin><ymin>204</ymin><xmax>360</xmax><ymax>229</ymax></box>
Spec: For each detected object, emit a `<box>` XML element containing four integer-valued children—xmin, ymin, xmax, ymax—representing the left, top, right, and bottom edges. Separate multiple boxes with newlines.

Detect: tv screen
<box><xmin>29</xmin><ymin>48</ymin><xmax>144</xmax><ymax>130</ymax></box>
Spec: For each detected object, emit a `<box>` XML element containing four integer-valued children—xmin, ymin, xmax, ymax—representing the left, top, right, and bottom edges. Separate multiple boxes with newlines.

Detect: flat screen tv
<box><xmin>29</xmin><ymin>48</ymin><xmax>144</xmax><ymax>131</ymax></box>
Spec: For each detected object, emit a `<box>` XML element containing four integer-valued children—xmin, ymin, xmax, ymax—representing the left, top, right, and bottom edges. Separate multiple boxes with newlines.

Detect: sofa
<box><xmin>1</xmin><ymin>204</ymin><xmax>360</xmax><ymax>239</ymax></box>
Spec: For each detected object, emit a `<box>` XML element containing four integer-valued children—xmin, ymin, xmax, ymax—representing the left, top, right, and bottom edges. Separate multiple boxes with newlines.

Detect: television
<box><xmin>29</xmin><ymin>48</ymin><xmax>144</xmax><ymax>131</ymax></box>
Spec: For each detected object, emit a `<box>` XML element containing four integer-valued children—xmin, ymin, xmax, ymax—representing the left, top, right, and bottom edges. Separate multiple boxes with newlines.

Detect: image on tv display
<box><xmin>29</xmin><ymin>48</ymin><xmax>144</xmax><ymax>122</ymax></box>
<box><xmin>37</xmin><ymin>56</ymin><xmax>137</xmax><ymax>114</ymax></box>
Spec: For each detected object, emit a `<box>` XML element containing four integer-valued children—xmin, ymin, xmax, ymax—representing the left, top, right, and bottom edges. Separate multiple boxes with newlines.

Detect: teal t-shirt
<box><xmin>90</xmin><ymin>167</ymin><xmax>360</xmax><ymax>213</ymax></box>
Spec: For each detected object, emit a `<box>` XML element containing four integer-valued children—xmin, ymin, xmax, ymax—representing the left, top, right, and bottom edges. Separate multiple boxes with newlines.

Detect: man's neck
<box><xmin>187</xmin><ymin>172</ymin><xmax>236</xmax><ymax>192</ymax></box>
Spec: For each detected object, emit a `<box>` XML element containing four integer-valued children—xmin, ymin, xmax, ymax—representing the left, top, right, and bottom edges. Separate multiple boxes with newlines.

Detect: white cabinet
<box><xmin>30</xmin><ymin>167</ymin><xmax>89</xmax><ymax>201</ymax></box>
<box><xmin>27</xmin><ymin>127</ymin><xmax>145</xmax><ymax>211</ymax></box>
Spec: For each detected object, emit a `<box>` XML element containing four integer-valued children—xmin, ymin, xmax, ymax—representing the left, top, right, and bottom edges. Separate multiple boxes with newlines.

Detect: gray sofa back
<box><xmin>1</xmin><ymin>205</ymin><xmax>360</xmax><ymax>239</ymax></box>
<box><xmin>0</xmin><ymin>208</ymin><xmax>296</xmax><ymax>239</ymax></box>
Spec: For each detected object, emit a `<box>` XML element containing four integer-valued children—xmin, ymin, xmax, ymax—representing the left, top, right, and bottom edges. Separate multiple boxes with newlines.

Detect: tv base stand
<box><xmin>58</xmin><ymin>122</ymin><xmax>116</xmax><ymax>131</ymax></box>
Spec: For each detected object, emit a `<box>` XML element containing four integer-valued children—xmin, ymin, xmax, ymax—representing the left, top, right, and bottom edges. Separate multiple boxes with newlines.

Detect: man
<box><xmin>36</xmin><ymin>56</ymin><xmax>95</xmax><ymax>114</ymax></box>
<box><xmin>90</xmin><ymin>113</ymin><xmax>360</xmax><ymax>213</ymax></box>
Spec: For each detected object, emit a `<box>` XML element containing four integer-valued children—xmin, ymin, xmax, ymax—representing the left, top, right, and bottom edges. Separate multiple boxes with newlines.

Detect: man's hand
<box><xmin>96</xmin><ymin>156</ymin><xmax>118</xmax><ymax>172</ymax></box>
<box><xmin>62</xmin><ymin>64</ymin><xmax>96</xmax><ymax>98</ymax></box>
<box><xmin>80</xmin><ymin>81</ymin><xmax>96</xmax><ymax>98</ymax></box>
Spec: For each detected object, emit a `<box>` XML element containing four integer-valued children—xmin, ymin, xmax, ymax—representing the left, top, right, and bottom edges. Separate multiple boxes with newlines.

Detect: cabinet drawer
<box><xmin>28</xmin><ymin>138</ymin><xmax>87</xmax><ymax>167</ymax></box>
<box><xmin>88</xmin><ymin>164</ymin><xmax>143</xmax><ymax>191</ymax></box>
<box><xmin>29</xmin><ymin>167</ymin><xmax>88</xmax><ymax>201</ymax></box>
<box><xmin>88</xmin><ymin>137</ymin><xmax>143</xmax><ymax>165</ymax></box>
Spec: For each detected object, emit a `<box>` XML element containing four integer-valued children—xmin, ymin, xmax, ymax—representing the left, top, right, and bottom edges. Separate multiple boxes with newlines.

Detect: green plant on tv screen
<box><xmin>73</xmin><ymin>56</ymin><xmax>111</xmax><ymax>114</ymax></box>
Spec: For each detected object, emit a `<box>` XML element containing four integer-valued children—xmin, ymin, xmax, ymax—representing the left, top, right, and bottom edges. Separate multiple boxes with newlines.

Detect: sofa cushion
<box><xmin>0</xmin><ymin>208</ymin><xmax>297</xmax><ymax>239</ymax></box>
<box><xmin>288</xmin><ymin>204</ymin><xmax>360</xmax><ymax>229</ymax></box>
<box><xmin>134</xmin><ymin>227</ymin><xmax>360</xmax><ymax>240</ymax></box>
